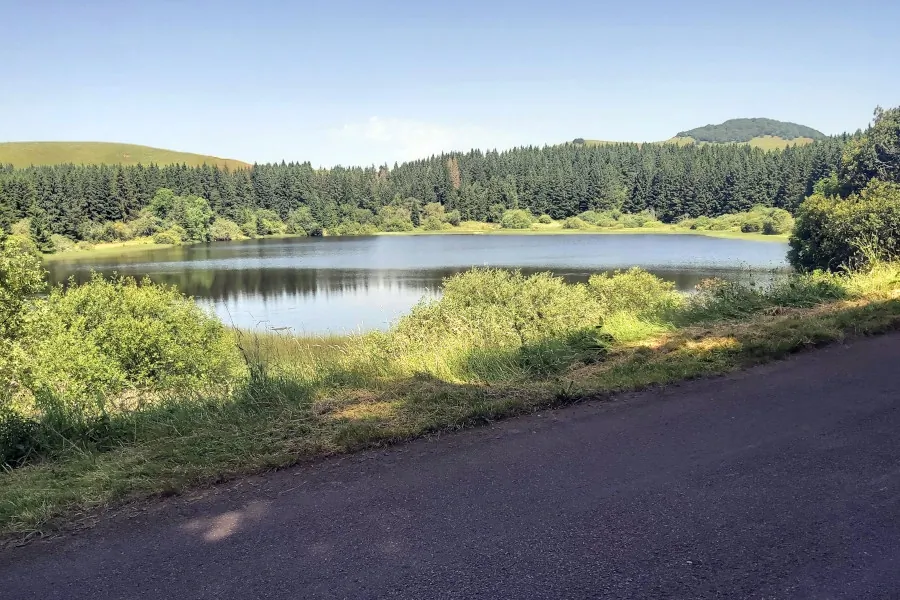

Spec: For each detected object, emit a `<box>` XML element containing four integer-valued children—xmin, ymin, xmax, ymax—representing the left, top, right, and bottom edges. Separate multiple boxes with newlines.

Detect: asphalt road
<box><xmin>3</xmin><ymin>334</ymin><xmax>900</xmax><ymax>599</ymax></box>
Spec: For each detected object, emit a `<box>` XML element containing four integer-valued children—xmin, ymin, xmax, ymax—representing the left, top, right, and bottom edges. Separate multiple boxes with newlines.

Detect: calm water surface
<box><xmin>46</xmin><ymin>234</ymin><xmax>790</xmax><ymax>334</ymax></box>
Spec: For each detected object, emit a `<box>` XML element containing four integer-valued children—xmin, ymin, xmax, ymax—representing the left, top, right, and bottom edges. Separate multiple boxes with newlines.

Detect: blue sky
<box><xmin>3</xmin><ymin>0</ymin><xmax>898</xmax><ymax>166</ymax></box>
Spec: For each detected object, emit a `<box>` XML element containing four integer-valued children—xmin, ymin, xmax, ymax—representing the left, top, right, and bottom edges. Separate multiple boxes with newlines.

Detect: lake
<box><xmin>46</xmin><ymin>234</ymin><xmax>790</xmax><ymax>334</ymax></box>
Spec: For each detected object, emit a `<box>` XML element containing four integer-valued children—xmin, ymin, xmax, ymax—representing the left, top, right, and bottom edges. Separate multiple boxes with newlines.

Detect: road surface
<box><xmin>2</xmin><ymin>334</ymin><xmax>900</xmax><ymax>599</ymax></box>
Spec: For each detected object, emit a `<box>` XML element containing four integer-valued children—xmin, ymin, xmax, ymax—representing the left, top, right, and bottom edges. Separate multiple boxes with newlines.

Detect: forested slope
<box><xmin>0</xmin><ymin>137</ymin><xmax>847</xmax><ymax>241</ymax></box>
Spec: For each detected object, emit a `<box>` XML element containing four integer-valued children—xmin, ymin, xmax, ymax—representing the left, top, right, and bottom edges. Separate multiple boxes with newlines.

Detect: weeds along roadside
<box><xmin>2</xmin><ymin>262</ymin><xmax>900</xmax><ymax>539</ymax></box>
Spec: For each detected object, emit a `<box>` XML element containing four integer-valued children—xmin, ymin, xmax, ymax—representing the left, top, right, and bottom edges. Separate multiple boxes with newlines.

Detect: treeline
<box><xmin>0</xmin><ymin>136</ymin><xmax>848</xmax><ymax>243</ymax></box>
<box><xmin>677</xmin><ymin>118</ymin><xmax>826</xmax><ymax>143</ymax></box>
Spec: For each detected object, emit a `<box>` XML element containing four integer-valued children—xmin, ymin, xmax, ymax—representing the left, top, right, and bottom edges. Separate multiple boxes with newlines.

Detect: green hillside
<box><xmin>574</xmin><ymin>117</ymin><xmax>824</xmax><ymax>151</ymax></box>
<box><xmin>676</xmin><ymin>118</ymin><xmax>825</xmax><ymax>143</ymax></box>
<box><xmin>666</xmin><ymin>135</ymin><xmax>817</xmax><ymax>150</ymax></box>
<box><xmin>0</xmin><ymin>141</ymin><xmax>250</xmax><ymax>169</ymax></box>
<box><xmin>572</xmin><ymin>136</ymin><xmax>813</xmax><ymax>150</ymax></box>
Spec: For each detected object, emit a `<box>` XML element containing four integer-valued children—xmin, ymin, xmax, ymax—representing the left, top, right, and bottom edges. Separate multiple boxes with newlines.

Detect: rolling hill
<box><xmin>0</xmin><ymin>141</ymin><xmax>250</xmax><ymax>169</ymax></box>
<box><xmin>676</xmin><ymin>118</ymin><xmax>825</xmax><ymax>143</ymax></box>
<box><xmin>574</xmin><ymin>118</ymin><xmax>826</xmax><ymax>151</ymax></box>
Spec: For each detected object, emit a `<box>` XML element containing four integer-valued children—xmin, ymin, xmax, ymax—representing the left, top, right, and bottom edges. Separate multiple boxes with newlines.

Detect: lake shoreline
<box><xmin>42</xmin><ymin>226</ymin><xmax>788</xmax><ymax>261</ymax></box>
<box><xmin>44</xmin><ymin>233</ymin><xmax>792</xmax><ymax>335</ymax></box>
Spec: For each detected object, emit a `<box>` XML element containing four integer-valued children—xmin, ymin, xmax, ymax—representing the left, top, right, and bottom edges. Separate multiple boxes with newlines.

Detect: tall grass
<box><xmin>3</xmin><ymin>264</ymin><xmax>900</xmax><ymax>538</ymax></box>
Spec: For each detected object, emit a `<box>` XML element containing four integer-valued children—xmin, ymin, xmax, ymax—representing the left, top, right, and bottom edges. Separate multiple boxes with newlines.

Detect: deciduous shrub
<box><xmin>740</xmin><ymin>215</ymin><xmax>765</xmax><ymax>233</ymax></box>
<box><xmin>286</xmin><ymin>206</ymin><xmax>323</xmax><ymax>236</ymax></box>
<box><xmin>329</xmin><ymin>222</ymin><xmax>377</xmax><ymax>236</ymax></box>
<box><xmin>445</xmin><ymin>210</ymin><xmax>462</xmax><ymax>227</ymax></box>
<box><xmin>762</xmin><ymin>209</ymin><xmax>794</xmax><ymax>235</ymax></box>
<box><xmin>421</xmin><ymin>216</ymin><xmax>445</xmax><ymax>231</ymax></box>
<box><xmin>500</xmin><ymin>209</ymin><xmax>534</xmax><ymax>229</ymax></box>
<box><xmin>127</xmin><ymin>209</ymin><xmax>164</xmax><ymax>238</ymax></box>
<box><xmin>209</xmin><ymin>218</ymin><xmax>246</xmax><ymax>242</ymax></box>
<box><xmin>20</xmin><ymin>274</ymin><xmax>241</xmax><ymax>407</ymax></box>
<box><xmin>378</xmin><ymin>206</ymin><xmax>415</xmax><ymax>232</ymax></box>
<box><xmin>789</xmin><ymin>179</ymin><xmax>900</xmax><ymax>271</ymax></box>
<box><xmin>255</xmin><ymin>209</ymin><xmax>286</xmax><ymax>236</ymax></box>
<box><xmin>538</xmin><ymin>214</ymin><xmax>553</xmax><ymax>224</ymax></box>
<box><xmin>563</xmin><ymin>217</ymin><xmax>589</xmax><ymax>229</ymax></box>
<box><xmin>0</xmin><ymin>235</ymin><xmax>45</xmax><ymax>341</ymax></box>
<box><xmin>153</xmin><ymin>228</ymin><xmax>183</xmax><ymax>245</ymax></box>
<box><xmin>50</xmin><ymin>234</ymin><xmax>76</xmax><ymax>253</ymax></box>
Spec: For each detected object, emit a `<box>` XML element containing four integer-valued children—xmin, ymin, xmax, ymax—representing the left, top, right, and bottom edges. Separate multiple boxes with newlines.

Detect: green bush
<box><xmin>538</xmin><ymin>214</ymin><xmax>553</xmax><ymax>224</ymax></box>
<box><xmin>20</xmin><ymin>274</ymin><xmax>241</xmax><ymax>406</ymax></box>
<box><xmin>10</xmin><ymin>219</ymin><xmax>30</xmax><ymax>237</ymax></box>
<box><xmin>381</xmin><ymin>218</ymin><xmax>415</xmax><ymax>232</ymax></box>
<box><xmin>209</xmin><ymin>218</ymin><xmax>246</xmax><ymax>242</ymax></box>
<box><xmin>170</xmin><ymin>194</ymin><xmax>214</xmax><ymax>241</ymax></box>
<box><xmin>329</xmin><ymin>222</ymin><xmax>378</xmax><ymax>236</ymax></box>
<box><xmin>255</xmin><ymin>209</ymin><xmax>286</xmax><ymax>236</ymax></box>
<box><xmin>148</xmin><ymin>188</ymin><xmax>177</xmax><ymax>219</ymax></box>
<box><xmin>688</xmin><ymin>216</ymin><xmax>711</xmax><ymax>230</ymax></box>
<box><xmin>708</xmin><ymin>216</ymin><xmax>734</xmax><ymax>231</ymax></box>
<box><xmin>0</xmin><ymin>235</ymin><xmax>45</xmax><ymax>341</ymax></box>
<box><xmin>75</xmin><ymin>241</ymin><xmax>95</xmax><ymax>251</ymax></box>
<box><xmin>586</xmin><ymin>211</ymin><xmax>618</xmax><ymax>227</ymax></box>
<box><xmin>373</xmin><ymin>269</ymin><xmax>602</xmax><ymax>381</ymax></box>
<box><xmin>127</xmin><ymin>210</ymin><xmax>164</xmax><ymax>238</ymax></box>
<box><xmin>153</xmin><ymin>228</ymin><xmax>183</xmax><ymax>246</ymax></box>
<box><xmin>740</xmin><ymin>215</ymin><xmax>765</xmax><ymax>233</ymax></box>
<box><xmin>378</xmin><ymin>206</ymin><xmax>415</xmax><ymax>232</ymax></box>
<box><xmin>286</xmin><ymin>207</ymin><xmax>324</xmax><ymax>236</ymax></box>
<box><xmin>618</xmin><ymin>215</ymin><xmax>640</xmax><ymax>228</ymax></box>
<box><xmin>422</xmin><ymin>202</ymin><xmax>446</xmax><ymax>222</ymax></box>
<box><xmin>445</xmin><ymin>210</ymin><xmax>462</xmax><ymax>227</ymax></box>
<box><xmin>587</xmin><ymin>268</ymin><xmax>683</xmax><ymax>319</ymax></box>
<box><xmin>762</xmin><ymin>209</ymin><xmax>794</xmax><ymax>235</ymax></box>
<box><xmin>500</xmin><ymin>209</ymin><xmax>534</xmax><ymax>229</ymax></box>
<box><xmin>421</xmin><ymin>216</ymin><xmax>444</xmax><ymax>231</ymax></box>
<box><xmin>577</xmin><ymin>211</ymin><xmax>599</xmax><ymax>224</ymax></box>
<box><xmin>789</xmin><ymin>179</ymin><xmax>900</xmax><ymax>271</ymax></box>
<box><xmin>487</xmin><ymin>203</ymin><xmax>506</xmax><ymax>224</ymax></box>
<box><xmin>563</xmin><ymin>217</ymin><xmax>589</xmax><ymax>229</ymax></box>
<box><xmin>93</xmin><ymin>221</ymin><xmax>132</xmax><ymax>242</ymax></box>
<box><xmin>50</xmin><ymin>234</ymin><xmax>76</xmax><ymax>253</ymax></box>
<box><xmin>239</xmin><ymin>213</ymin><xmax>258</xmax><ymax>238</ymax></box>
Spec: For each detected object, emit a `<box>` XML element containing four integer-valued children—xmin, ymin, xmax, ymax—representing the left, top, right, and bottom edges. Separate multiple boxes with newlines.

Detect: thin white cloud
<box><xmin>329</xmin><ymin>117</ymin><xmax>509</xmax><ymax>166</ymax></box>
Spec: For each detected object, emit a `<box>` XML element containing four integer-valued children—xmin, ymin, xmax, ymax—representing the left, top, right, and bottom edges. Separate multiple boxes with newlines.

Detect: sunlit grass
<box><xmin>3</xmin><ymin>264</ymin><xmax>900</xmax><ymax>540</ymax></box>
<box><xmin>0</xmin><ymin>141</ymin><xmax>249</xmax><ymax>170</ymax></box>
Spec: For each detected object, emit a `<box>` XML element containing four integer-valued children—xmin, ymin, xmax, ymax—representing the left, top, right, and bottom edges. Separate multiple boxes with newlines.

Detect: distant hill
<box><xmin>669</xmin><ymin>134</ymin><xmax>818</xmax><ymax>150</ymax></box>
<box><xmin>573</xmin><ymin>118</ymin><xmax>825</xmax><ymax>151</ymax></box>
<box><xmin>571</xmin><ymin>136</ymin><xmax>814</xmax><ymax>151</ymax></box>
<box><xmin>0</xmin><ymin>142</ymin><xmax>250</xmax><ymax>169</ymax></box>
<box><xmin>675</xmin><ymin>118</ymin><xmax>826</xmax><ymax>144</ymax></box>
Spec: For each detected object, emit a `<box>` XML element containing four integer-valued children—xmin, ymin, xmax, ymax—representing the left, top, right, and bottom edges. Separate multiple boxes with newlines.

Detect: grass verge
<box><xmin>2</xmin><ymin>270</ymin><xmax>899</xmax><ymax>541</ymax></box>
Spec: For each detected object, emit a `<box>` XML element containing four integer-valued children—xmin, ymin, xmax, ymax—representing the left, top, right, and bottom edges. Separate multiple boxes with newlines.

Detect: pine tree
<box><xmin>28</xmin><ymin>204</ymin><xmax>54</xmax><ymax>252</ymax></box>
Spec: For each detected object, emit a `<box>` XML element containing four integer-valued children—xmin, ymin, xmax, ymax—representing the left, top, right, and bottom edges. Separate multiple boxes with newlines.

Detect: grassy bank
<box><xmin>402</xmin><ymin>222</ymin><xmax>788</xmax><ymax>242</ymax></box>
<box><xmin>2</xmin><ymin>263</ymin><xmax>900</xmax><ymax>540</ymax></box>
<box><xmin>40</xmin><ymin>234</ymin><xmax>317</xmax><ymax>261</ymax></box>
<box><xmin>43</xmin><ymin>223</ymin><xmax>785</xmax><ymax>262</ymax></box>
<box><xmin>41</xmin><ymin>237</ymin><xmax>176</xmax><ymax>261</ymax></box>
